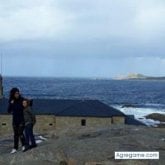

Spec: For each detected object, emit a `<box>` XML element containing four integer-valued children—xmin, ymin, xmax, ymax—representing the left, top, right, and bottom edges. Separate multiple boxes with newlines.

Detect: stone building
<box><xmin>0</xmin><ymin>98</ymin><xmax>144</xmax><ymax>135</ymax></box>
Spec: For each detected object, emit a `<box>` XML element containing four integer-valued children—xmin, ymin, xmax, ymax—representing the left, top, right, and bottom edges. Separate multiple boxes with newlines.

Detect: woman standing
<box><xmin>7</xmin><ymin>88</ymin><xmax>25</xmax><ymax>154</ymax></box>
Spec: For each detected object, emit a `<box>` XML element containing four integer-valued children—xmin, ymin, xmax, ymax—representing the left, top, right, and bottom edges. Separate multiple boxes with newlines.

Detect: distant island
<box><xmin>114</xmin><ymin>73</ymin><xmax>165</xmax><ymax>80</ymax></box>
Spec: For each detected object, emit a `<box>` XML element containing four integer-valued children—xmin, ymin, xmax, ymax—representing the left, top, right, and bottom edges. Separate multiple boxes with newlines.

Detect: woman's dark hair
<box><xmin>9</xmin><ymin>87</ymin><xmax>21</xmax><ymax>101</ymax></box>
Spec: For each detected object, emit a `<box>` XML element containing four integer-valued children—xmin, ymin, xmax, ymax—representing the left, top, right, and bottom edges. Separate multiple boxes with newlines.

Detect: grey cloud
<box><xmin>1</xmin><ymin>0</ymin><xmax>165</xmax><ymax>77</ymax></box>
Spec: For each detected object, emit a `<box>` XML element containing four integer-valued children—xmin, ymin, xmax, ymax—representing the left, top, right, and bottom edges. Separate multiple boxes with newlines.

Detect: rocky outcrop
<box><xmin>0</xmin><ymin>125</ymin><xmax>165</xmax><ymax>165</ymax></box>
<box><xmin>114</xmin><ymin>73</ymin><xmax>147</xmax><ymax>80</ymax></box>
<box><xmin>145</xmin><ymin>113</ymin><xmax>165</xmax><ymax>122</ymax></box>
<box><xmin>145</xmin><ymin>113</ymin><xmax>165</xmax><ymax>128</ymax></box>
<box><xmin>115</xmin><ymin>73</ymin><xmax>165</xmax><ymax>80</ymax></box>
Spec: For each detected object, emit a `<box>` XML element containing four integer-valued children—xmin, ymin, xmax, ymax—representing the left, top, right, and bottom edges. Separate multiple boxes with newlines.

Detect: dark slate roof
<box><xmin>33</xmin><ymin>99</ymin><xmax>82</xmax><ymax>115</ymax></box>
<box><xmin>0</xmin><ymin>98</ymin><xmax>145</xmax><ymax>125</ymax></box>
<box><xmin>0</xmin><ymin>98</ymin><xmax>124</xmax><ymax>117</ymax></box>
<box><xmin>56</xmin><ymin>100</ymin><xmax>125</xmax><ymax>117</ymax></box>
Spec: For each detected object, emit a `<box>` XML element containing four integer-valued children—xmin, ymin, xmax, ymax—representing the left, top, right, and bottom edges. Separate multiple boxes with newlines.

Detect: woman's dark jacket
<box><xmin>7</xmin><ymin>97</ymin><xmax>24</xmax><ymax>125</ymax></box>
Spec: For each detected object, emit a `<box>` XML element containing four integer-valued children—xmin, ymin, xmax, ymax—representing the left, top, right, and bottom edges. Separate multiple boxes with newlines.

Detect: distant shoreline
<box><xmin>3</xmin><ymin>76</ymin><xmax>165</xmax><ymax>81</ymax></box>
<box><xmin>115</xmin><ymin>78</ymin><xmax>165</xmax><ymax>81</ymax></box>
<box><xmin>114</xmin><ymin>73</ymin><xmax>165</xmax><ymax>80</ymax></box>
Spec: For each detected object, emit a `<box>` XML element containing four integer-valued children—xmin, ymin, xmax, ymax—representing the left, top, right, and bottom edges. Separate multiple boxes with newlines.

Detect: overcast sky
<box><xmin>0</xmin><ymin>0</ymin><xmax>165</xmax><ymax>77</ymax></box>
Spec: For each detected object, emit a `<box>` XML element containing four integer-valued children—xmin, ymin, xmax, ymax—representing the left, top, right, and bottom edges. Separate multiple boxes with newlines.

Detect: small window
<box><xmin>49</xmin><ymin>123</ymin><xmax>53</xmax><ymax>126</ymax></box>
<box><xmin>2</xmin><ymin>123</ymin><xmax>7</xmax><ymax>126</ymax></box>
<box><xmin>81</xmin><ymin>119</ymin><xmax>86</xmax><ymax>126</ymax></box>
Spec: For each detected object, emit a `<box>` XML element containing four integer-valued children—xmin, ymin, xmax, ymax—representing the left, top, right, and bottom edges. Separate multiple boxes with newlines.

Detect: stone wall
<box><xmin>55</xmin><ymin>117</ymin><xmax>112</xmax><ymax>131</ymax></box>
<box><xmin>34</xmin><ymin>115</ymin><xmax>56</xmax><ymax>133</ymax></box>
<box><xmin>0</xmin><ymin>115</ymin><xmax>125</xmax><ymax>135</ymax></box>
<box><xmin>0</xmin><ymin>115</ymin><xmax>12</xmax><ymax>135</ymax></box>
<box><xmin>0</xmin><ymin>115</ymin><xmax>56</xmax><ymax>135</ymax></box>
<box><xmin>112</xmin><ymin>116</ymin><xmax>125</xmax><ymax>124</ymax></box>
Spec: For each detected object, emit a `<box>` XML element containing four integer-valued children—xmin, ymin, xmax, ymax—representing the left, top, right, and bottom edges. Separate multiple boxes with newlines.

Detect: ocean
<box><xmin>2</xmin><ymin>77</ymin><xmax>165</xmax><ymax>125</ymax></box>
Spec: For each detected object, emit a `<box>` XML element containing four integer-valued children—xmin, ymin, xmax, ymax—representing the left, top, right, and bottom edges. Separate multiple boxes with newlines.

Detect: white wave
<box><xmin>113</xmin><ymin>105</ymin><xmax>165</xmax><ymax>126</ymax></box>
<box><xmin>113</xmin><ymin>105</ymin><xmax>165</xmax><ymax>118</ymax></box>
<box><xmin>136</xmin><ymin>117</ymin><xmax>160</xmax><ymax>127</ymax></box>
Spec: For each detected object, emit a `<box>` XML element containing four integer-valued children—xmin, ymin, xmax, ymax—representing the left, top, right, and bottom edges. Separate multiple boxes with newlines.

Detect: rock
<box><xmin>77</xmin><ymin>132</ymin><xmax>102</xmax><ymax>140</ymax></box>
<box><xmin>121</xmin><ymin>104</ymin><xmax>136</xmax><ymax>108</ymax></box>
<box><xmin>146</xmin><ymin>113</ymin><xmax>165</xmax><ymax>122</ymax></box>
<box><xmin>85</xmin><ymin>162</ymin><xmax>104</xmax><ymax>165</ymax></box>
<box><xmin>68</xmin><ymin>158</ymin><xmax>77</xmax><ymax>165</ymax></box>
<box><xmin>59</xmin><ymin>161</ymin><xmax>68</xmax><ymax>165</ymax></box>
<box><xmin>0</xmin><ymin>125</ymin><xmax>165</xmax><ymax>165</ymax></box>
<box><xmin>85</xmin><ymin>160</ymin><xmax>150</xmax><ymax>165</ymax></box>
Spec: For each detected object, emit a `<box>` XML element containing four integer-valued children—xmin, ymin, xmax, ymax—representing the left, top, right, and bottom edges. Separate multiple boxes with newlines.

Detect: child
<box><xmin>22</xmin><ymin>99</ymin><xmax>37</xmax><ymax>151</ymax></box>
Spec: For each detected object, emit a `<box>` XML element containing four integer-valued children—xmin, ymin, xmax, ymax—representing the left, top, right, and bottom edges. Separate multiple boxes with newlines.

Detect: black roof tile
<box><xmin>56</xmin><ymin>100</ymin><xmax>125</xmax><ymax>117</ymax></box>
<box><xmin>0</xmin><ymin>98</ymin><xmax>145</xmax><ymax>125</ymax></box>
<box><xmin>0</xmin><ymin>98</ymin><xmax>124</xmax><ymax>117</ymax></box>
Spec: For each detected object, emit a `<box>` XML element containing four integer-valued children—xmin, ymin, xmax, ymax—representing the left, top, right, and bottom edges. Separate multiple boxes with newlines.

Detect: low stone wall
<box><xmin>34</xmin><ymin>115</ymin><xmax>56</xmax><ymax>133</ymax></box>
<box><xmin>112</xmin><ymin>116</ymin><xmax>125</xmax><ymax>124</ymax></box>
<box><xmin>0</xmin><ymin>115</ymin><xmax>12</xmax><ymax>135</ymax></box>
<box><xmin>0</xmin><ymin>115</ymin><xmax>56</xmax><ymax>135</ymax></box>
<box><xmin>55</xmin><ymin>116</ymin><xmax>112</xmax><ymax>131</ymax></box>
<box><xmin>0</xmin><ymin>115</ymin><xmax>125</xmax><ymax>135</ymax></box>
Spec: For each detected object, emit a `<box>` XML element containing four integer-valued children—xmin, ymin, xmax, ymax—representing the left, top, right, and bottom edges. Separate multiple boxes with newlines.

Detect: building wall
<box><xmin>34</xmin><ymin>115</ymin><xmax>56</xmax><ymax>133</ymax></box>
<box><xmin>0</xmin><ymin>115</ymin><xmax>125</xmax><ymax>135</ymax></box>
<box><xmin>0</xmin><ymin>115</ymin><xmax>56</xmax><ymax>135</ymax></box>
<box><xmin>112</xmin><ymin>116</ymin><xmax>125</xmax><ymax>124</ymax></box>
<box><xmin>55</xmin><ymin>116</ymin><xmax>112</xmax><ymax>131</ymax></box>
<box><xmin>0</xmin><ymin>115</ymin><xmax>12</xmax><ymax>135</ymax></box>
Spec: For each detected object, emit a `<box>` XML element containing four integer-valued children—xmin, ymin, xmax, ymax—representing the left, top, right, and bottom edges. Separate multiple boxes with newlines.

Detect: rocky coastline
<box><xmin>0</xmin><ymin>125</ymin><xmax>164</xmax><ymax>165</ymax></box>
<box><xmin>114</xmin><ymin>73</ymin><xmax>165</xmax><ymax>80</ymax></box>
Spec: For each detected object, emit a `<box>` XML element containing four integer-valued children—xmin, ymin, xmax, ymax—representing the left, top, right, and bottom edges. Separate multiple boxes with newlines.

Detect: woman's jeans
<box><xmin>13</xmin><ymin>123</ymin><xmax>25</xmax><ymax>150</ymax></box>
<box><xmin>24</xmin><ymin>123</ymin><xmax>36</xmax><ymax>147</ymax></box>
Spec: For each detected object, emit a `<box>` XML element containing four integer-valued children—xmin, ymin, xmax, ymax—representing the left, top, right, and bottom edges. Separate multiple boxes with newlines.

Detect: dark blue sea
<box><xmin>3</xmin><ymin>77</ymin><xmax>165</xmax><ymax>109</ymax></box>
<box><xmin>3</xmin><ymin>77</ymin><xmax>165</xmax><ymax>126</ymax></box>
